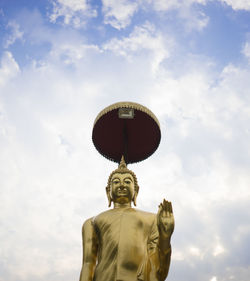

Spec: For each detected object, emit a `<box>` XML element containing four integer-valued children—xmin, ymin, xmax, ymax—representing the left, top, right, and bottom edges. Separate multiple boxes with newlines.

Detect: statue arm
<box><xmin>79</xmin><ymin>218</ymin><xmax>98</xmax><ymax>281</ymax></box>
<box><xmin>156</xmin><ymin>199</ymin><xmax>174</xmax><ymax>280</ymax></box>
<box><xmin>147</xmin><ymin>218</ymin><xmax>172</xmax><ymax>281</ymax></box>
<box><xmin>157</xmin><ymin>234</ymin><xmax>172</xmax><ymax>281</ymax></box>
<box><xmin>147</xmin><ymin>200</ymin><xmax>174</xmax><ymax>281</ymax></box>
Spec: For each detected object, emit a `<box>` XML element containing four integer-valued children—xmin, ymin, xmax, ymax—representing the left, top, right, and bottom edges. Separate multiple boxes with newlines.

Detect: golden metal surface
<box><xmin>79</xmin><ymin>158</ymin><xmax>174</xmax><ymax>281</ymax></box>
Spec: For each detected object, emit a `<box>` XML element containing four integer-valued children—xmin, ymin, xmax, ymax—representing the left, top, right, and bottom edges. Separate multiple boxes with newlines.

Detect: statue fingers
<box><xmin>163</xmin><ymin>199</ymin><xmax>173</xmax><ymax>214</ymax></box>
<box><xmin>169</xmin><ymin>202</ymin><xmax>173</xmax><ymax>214</ymax></box>
<box><xmin>157</xmin><ymin>203</ymin><xmax>163</xmax><ymax>218</ymax></box>
<box><xmin>167</xmin><ymin>201</ymin><xmax>171</xmax><ymax>214</ymax></box>
<box><xmin>162</xmin><ymin>199</ymin><xmax>169</xmax><ymax>213</ymax></box>
<box><xmin>157</xmin><ymin>204</ymin><xmax>163</xmax><ymax>226</ymax></box>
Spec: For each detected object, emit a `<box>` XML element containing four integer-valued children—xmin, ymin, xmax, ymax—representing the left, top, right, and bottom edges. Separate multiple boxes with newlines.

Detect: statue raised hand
<box><xmin>157</xmin><ymin>199</ymin><xmax>175</xmax><ymax>239</ymax></box>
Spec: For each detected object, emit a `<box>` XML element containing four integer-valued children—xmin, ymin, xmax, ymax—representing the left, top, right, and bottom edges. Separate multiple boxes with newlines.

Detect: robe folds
<box><xmin>80</xmin><ymin>207</ymin><xmax>171</xmax><ymax>281</ymax></box>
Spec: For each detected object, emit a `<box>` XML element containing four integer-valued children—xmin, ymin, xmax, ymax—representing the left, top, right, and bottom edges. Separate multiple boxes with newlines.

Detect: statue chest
<box><xmin>94</xmin><ymin>209</ymin><xmax>154</xmax><ymax>258</ymax></box>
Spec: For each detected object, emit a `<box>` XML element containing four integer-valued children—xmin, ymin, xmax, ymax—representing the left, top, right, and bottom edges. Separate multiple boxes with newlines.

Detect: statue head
<box><xmin>106</xmin><ymin>156</ymin><xmax>139</xmax><ymax>207</ymax></box>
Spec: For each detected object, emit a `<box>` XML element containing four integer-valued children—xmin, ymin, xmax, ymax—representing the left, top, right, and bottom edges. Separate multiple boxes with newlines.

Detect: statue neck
<box><xmin>113</xmin><ymin>202</ymin><xmax>132</xmax><ymax>209</ymax></box>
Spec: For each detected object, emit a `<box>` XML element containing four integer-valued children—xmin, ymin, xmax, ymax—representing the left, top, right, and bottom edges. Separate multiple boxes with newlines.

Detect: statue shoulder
<box><xmin>82</xmin><ymin>209</ymin><xmax>113</xmax><ymax>224</ymax></box>
<box><xmin>82</xmin><ymin>217</ymin><xmax>95</xmax><ymax>230</ymax></box>
<box><xmin>134</xmin><ymin>208</ymin><xmax>156</xmax><ymax>221</ymax></box>
<box><xmin>84</xmin><ymin>209</ymin><xmax>115</xmax><ymax>227</ymax></box>
<box><xmin>94</xmin><ymin>208</ymin><xmax>114</xmax><ymax>220</ymax></box>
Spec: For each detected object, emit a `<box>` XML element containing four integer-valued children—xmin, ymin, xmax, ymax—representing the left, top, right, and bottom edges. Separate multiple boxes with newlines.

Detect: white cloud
<box><xmin>0</xmin><ymin>51</ymin><xmax>111</xmax><ymax>280</ymax></box>
<box><xmin>46</xmin><ymin>0</ymin><xmax>250</xmax><ymax>34</ymax></box>
<box><xmin>49</xmin><ymin>0</ymin><xmax>97</xmax><ymax>27</ymax></box>
<box><xmin>102</xmin><ymin>0</ymin><xmax>138</xmax><ymax>29</ymax></box>
<box><xmin>213</xmin><ymin>236</ymin><xmax>226</xmax><ymax>256</ymax></box>
<box><xmin>48</xmin><ymin>0</ymin><xmax>210</xmax><ymax>31</ymax></box>
<box><xmin>49</xmin><ymin>42</ymin><xmax>101</xmax><ymax>65</ymax></box>
<box><xmin>189</xmin><ymin>246</ymin><xmax>202</xmax><ymax>257</ymax></box>
<box><xmin>103</xmin><ymin>22</ymin><xmax>174</xmax><ymax>73</ymax></box>
<box><xmin>151</xmin><ymin>0</ymin><xmax>207</xmax><ymax>11</ymax></box>
<box><xmin>147</xmin><ymin>58</ymin><xmax>250</xmax><ymax>210</ymax></box>
<box><xmin>242</xmin><ymin>41</ymin><xmax>250</xmax><ymax>62</ymax></box>
<box><xmin>149</xmin><ymin>0</ymin><xmax>209</xmax><ymax>31</ymax></box>
<box><xmin>143</xmin><ymin>0</ymin><xmax>210</xmax><ymax>32</ymax></box>
<box><xmin>219</xmin><ymin>0</ymin><xmax>250</xmax><ymax>10</ymax></box>
<box><xmin>179</xmin><ymin>7</ymin><xmax>209</xmax><ymax>31</ymax></box>
<box><xmin>0</xmin><ymin>51</ymin><xmax>20</xmax><ymax>86</ymax></box>
<box><xmin>149</xmin><ymin>58</ymin><xmax>250</xmax><ymax>137</ymax></box>
<box><xmin>4</xmin><ymin>21</ymin><xmax>24</xmax><ymax>48</ymax></box>
<box><xmin>149</xmin><ymin>0</ymin><xmax>181</xmax><ymax>10</ymax></box>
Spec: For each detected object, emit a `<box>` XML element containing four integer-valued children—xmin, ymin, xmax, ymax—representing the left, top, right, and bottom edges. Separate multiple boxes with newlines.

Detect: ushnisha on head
<box><xmin>106</xmin><ymin>156</ymin><xmax>139</xmax><ymax>207</ymax></box>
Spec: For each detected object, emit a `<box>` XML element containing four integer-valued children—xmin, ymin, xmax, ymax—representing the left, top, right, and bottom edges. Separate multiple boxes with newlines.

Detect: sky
<box><xmin>0</xmin><ymin>0</ymin><xmax>250</xmax><ymax>280</ymax></box>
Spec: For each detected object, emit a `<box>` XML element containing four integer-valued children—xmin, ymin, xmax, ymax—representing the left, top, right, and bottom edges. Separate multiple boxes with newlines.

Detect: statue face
<box><xmin>110</xmin><ymin>173</ymin><xmax>135</xmax><ymax>204</ymax></box>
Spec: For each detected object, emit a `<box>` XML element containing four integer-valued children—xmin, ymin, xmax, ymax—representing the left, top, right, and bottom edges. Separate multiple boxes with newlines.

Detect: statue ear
<box><xmin>106</xmin><ymin>186</ymin><xmax>112</xmax><ymax>207</ymax></box>
<box><xmin>133</xmin><ymin>186</ymin><xmax>139</xmax><ymax>206</ymax></box>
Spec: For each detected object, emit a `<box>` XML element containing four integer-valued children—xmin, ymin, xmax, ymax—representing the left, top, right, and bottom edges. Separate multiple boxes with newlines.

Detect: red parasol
<box><xmin>92</xmin><ymin>102</ymin><xmax>161</xmax><ymax>164</ymax></box>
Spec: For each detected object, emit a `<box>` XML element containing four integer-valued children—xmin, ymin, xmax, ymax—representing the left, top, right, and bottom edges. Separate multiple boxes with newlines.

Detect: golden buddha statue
<box><xmin>79</xmin><ymin>157</ymin><xmax>174</xmax><ymax>281</ymax></box>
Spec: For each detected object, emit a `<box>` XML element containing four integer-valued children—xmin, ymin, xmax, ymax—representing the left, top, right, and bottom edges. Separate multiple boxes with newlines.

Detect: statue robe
<box><xmin>79</xmin><ymin>207</ymin><xmax>171</xmax><ymax>281</ymax></box>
